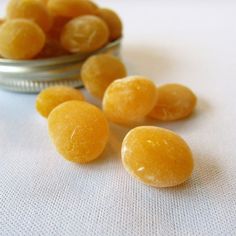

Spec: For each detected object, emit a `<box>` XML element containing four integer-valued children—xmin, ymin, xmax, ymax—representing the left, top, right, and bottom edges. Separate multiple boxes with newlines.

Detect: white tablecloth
<box><xmin>0</xmin><ymin>1</ymin><xmax>236</xmax><ymax>235</ymax></box>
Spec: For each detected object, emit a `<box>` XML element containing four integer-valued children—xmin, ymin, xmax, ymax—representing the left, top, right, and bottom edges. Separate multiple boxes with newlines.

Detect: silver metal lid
<box><xmin>0</xmin><ymin>39</ymin><xmax>121</xmax><ymax>93</ymax></box>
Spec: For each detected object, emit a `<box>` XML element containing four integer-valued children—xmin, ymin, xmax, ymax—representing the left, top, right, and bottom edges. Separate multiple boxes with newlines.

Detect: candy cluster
<box><xmin>0</xmin><ymin>0</ymin><xmax>122</xmax><ymax>59</ymax></box>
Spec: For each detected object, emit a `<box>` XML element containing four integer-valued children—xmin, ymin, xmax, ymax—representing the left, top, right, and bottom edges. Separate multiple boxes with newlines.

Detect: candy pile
<box><xmin>0</xmin><ymin>0</ymin><xmax>122</xmax><ymax>59</ymax></box>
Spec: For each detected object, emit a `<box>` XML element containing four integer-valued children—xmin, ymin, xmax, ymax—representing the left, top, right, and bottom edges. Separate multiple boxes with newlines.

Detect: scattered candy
<box><xmin>149</xmin><ymin>84</ymin><xmax>197</xmax><ymax>121</ymax></box>
<box><xmin>48</xmin><ymin>101</ymin><xmax>109</xmax><ymax>163</ymax></box>
<box><xmin>103</xmin><ymin>76</ymin><xmax>158</xmax><ymax>125</ymax></box>
<box><xmin>122</xmin><ymin>126</ymin><xmax>194</xmax><ymax>187</ymax></box>
<box><xmin>36</xmin><ymin>86</ymin><xmax>84</xmax><ymax>118</ymax></box>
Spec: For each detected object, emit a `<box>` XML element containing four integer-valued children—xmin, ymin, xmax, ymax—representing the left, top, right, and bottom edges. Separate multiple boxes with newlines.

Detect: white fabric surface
<box><xmin>0</xmin><ymin>0</ymin><xmax>236</xmax><ymax>235</ymax></box>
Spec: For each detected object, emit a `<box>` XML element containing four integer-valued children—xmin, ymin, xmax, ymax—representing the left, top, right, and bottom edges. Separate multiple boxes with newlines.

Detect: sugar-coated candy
<box><xmin>60</xmin><ymin>15</ymin><xmax>109</xmax><ymax>53</ymax></box>
<box><xmin>122</xmin><ymin>126</ymin><xmax>194</xmax><ymax>187</ymax></box>
<box><xmin>7</xmin><ymin>0</ymin><xmax>52</xmax><ymax>32</ymax></box>
<box><xmin>81</xmin><ymin>54</ymin><xmax>127</xmax><ymax>98</ymax></box>
<box><xmin>48</xmin><ymin>0</ymin><xmax>97</xmax><ymax>18</ymax></box>
<box><xmin>103</xmin><ymin>76</ymin><xmax>158</xmax><ymax>125</ymax></box>
<box><xmin>48</xmin><ymin>101</ymin><xmax>109</xmax><ymax>163</ymax></box>
<box><xmin>0</xmin><ymin>19</ymin><xmax>45</xmax><ymax>59</ymax></box>
<box><xmin>98</xmin><ymin>8</ymin><xmax>122</xmax><ymax>41</ymax></box>
<box><xmin>36</xmin><ymin>86</ymin><xmax>84</xmax><ymax>117</ymax></box>
<box><xmin>149</xmin><ymin>84</ymin><xmax>197</xmax><ymax>121</ymax></box>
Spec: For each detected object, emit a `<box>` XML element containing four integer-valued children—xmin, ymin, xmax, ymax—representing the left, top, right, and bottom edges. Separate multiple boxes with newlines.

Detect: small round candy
<box><xmin>7</xmin><ymin>0</ymin><xmax>52</xmax><ymax>32</ymax></box>
<box><xmin>98</xmin><ymin>8</ymin><xmax>123</xmax><ymax>41</ymax></box>
<box><xmin>48</xmin><ymin>101</ymin><xmax>109</xmax><ymax>163</ymax></box>
<box><xmin>36</xmin><ymin>86</ymin><xmax>84</xmax><ymax>118</ymax></box>
<box><xmin>60</xmin><ymin>15</ymin><xmax>109</xmax><ymax>53</ymax></box>
<box><xmin>103</xmin><ymin>76</ymin><xmax>158</xmax><ymax>125</ymax></box>
<box><xmin>0</xmin><ymin>19</ymin><xmax>45</xmax><ymax>59</ymax></box>
<box><xmin>48</xmin><ymin>0</ymin><xmax>97</xmax><ymax>18</ymax></box>
<box><xmin>81</xmin><ymin>54</ymin><xmax>127</xmax><ymax>98</ymax></box>
<box><xmin>149</xmin><ymin>84</ymin><xmax>197</xmax><ymax>121</ymax></box>
<box><xmin>122</xmin><ymin>126</ymin><xmax>194</xmax><ymax>188</ymax></box>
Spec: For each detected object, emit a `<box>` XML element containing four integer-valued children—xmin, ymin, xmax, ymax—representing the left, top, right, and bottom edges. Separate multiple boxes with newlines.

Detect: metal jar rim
<box><xmin>0</xmin><ymin>38</ymin><xmax>122</xmax><ymax>93</ymax></box>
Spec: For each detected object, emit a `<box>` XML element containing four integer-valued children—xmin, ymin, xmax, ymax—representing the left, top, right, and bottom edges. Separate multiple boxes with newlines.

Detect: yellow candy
<box><xmin>103</xmin><ymin>76</ymin><xmax>158</xmax><ymax>125</ymax></box>
<box><xmin>81</xmin><ymin>54</ymin><xmax>127</xmax><ymax>98</ymax></box>
<box><xmin>98</xmin><ymin>8</ymin><xmax>123</xmax><ymax>41</ymax></box>
<box><xmin>0</xmin><ymin>19</ymin><xmax>45</xmax><ymax>59</ymax></box>
<box><xmin>60</xmin><ymin>15</ymin><xmax>109</xmax><ymax>53</ymax></box>
<box><xmin>149</xmin><ymin>84</ymin><xmax>197</xmax><ymax>121</ymax></box>
<box><xmin>48</xmin><ymin>0</ymin><xmax>97</xmax><ymax>18</ymax></box>
<box><xmin>7</xmin><ymin>0</ymin><xmax>52</xmax><ymax>32</ymax></box>
<box><xmin>36</xmin><ymin>86</ymin><xmax>84</xmax><ymax>118</ymax></box>
<box><xmin>48</xmin><ymin>101</ymin><xmax>109</xmax><ymax>163</ymax></box>
<box><xmin>122</xmin><ymin>126</ymin><xmax>194</xmax><ymax>188</ymax></box>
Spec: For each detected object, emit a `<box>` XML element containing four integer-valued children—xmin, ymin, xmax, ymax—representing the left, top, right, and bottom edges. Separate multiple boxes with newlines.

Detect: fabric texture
<box><xmin>0</xmin><ymin>1</ymin><xmax>236</xmax><ymax>235</ymax></box>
